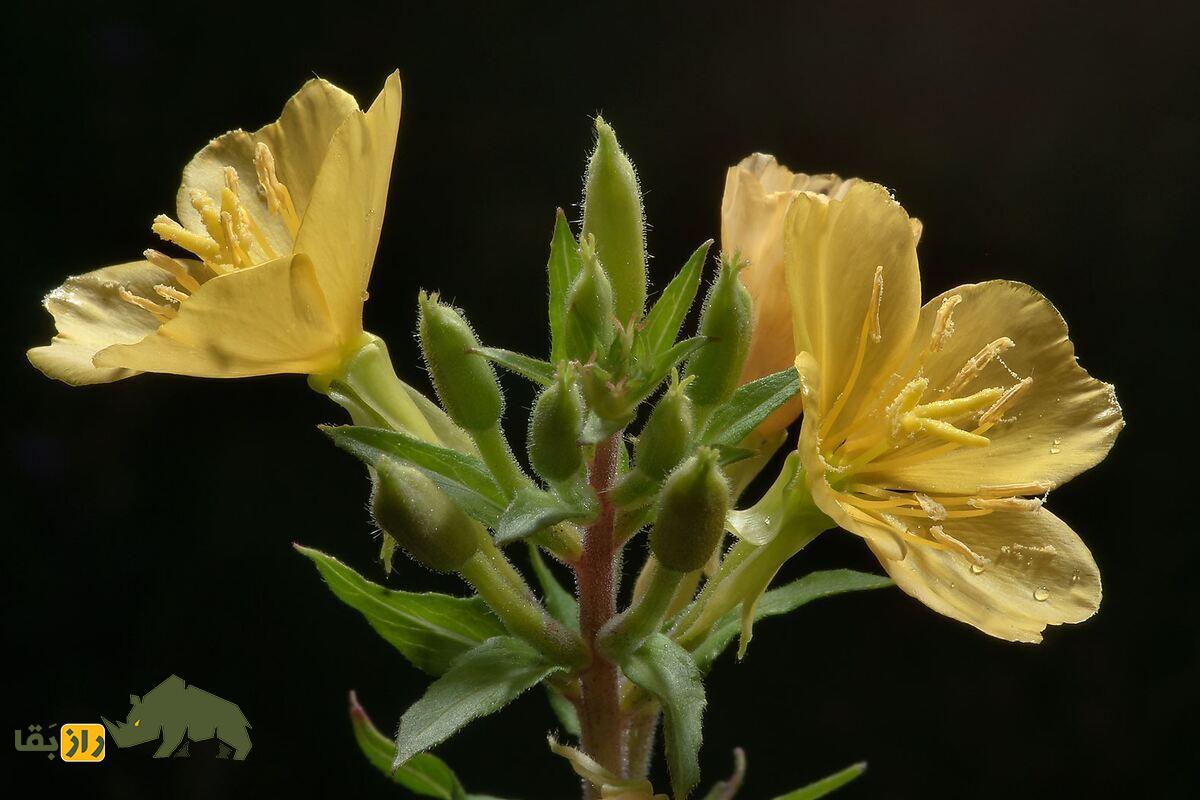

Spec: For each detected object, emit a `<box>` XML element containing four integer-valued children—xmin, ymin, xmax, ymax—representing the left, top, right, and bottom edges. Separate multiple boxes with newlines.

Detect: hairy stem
<box><xmin>576</xmin><ymin>432</ymin><xmax>625</xmax><ymax>795</ymax></box>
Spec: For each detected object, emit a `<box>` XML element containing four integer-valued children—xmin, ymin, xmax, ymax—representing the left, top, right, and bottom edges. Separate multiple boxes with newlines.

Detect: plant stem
<box><xmin>576</xmin><ymin>432</ymin><xmax>625</xmax><ymax>795</ymax></box>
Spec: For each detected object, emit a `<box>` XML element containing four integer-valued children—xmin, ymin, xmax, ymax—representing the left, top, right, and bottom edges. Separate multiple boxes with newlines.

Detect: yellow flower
<box><xmin>28</xmin><ymin>72</ymin><xmax>402</xmax><ymax>384</ymax></box>
<box><xmin>781</xmin><ymin>179</ymin><xmax>1122</xmax><ymax>642</ymax></box>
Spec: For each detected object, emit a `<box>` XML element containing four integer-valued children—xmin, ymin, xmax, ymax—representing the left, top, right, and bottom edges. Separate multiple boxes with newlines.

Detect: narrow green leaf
<box><xmin>692</xmin><ymin>570</ymin><xmax>893</xmax><ymax>674</ymax></box>
<box><xmin>395</xmin><ymin>636</ymin><xmax>564</xmax><ymax>767</ymax></box>
<box><xmin>472</xmin><ymin>347</ymin><xmax>555</xmax><ymax>387</ymax></box>
<box><xmin>494</xmin><ymin>487</ymin><xmax>593</xmax><ymax>547</ymax></box>
<box><xmin>323</xmin><ymin>425</ymin><xmax>506</xmax><ymax>525</ymax></box>
<box><xmin>350</xmin><ymin>690</ymin><xmax>465</xmax><ymax>799</ymax></box>
<box><xmin>548</xmin><ymin>209</ymin><xmax>583</xmax><ymax>365</ymax></box>
<box><xmin>527</xmin><ymin>545</ymin><xmax>580</xmax><ymax>633</ymax></box>
<box><xmin>652</xmin><ymin>336</ymin><xmax>710</xmax><ymax>383</ymax></box>
<box><xmin>772</xmin><ymin>762</ymin><xmax>867</xmax><ymax>800</ymax></box>
<box><xmin>622</xmin><ymin>634</ymin><xmax>705</xmax><ymax>799</ymax></box>
<box><xmin>545</xmin><ymin>685</ymin><xmax>582</xmax><ymax>738</ymax></box>
<box><xmin>640</xmin><ymin>241</ymin><xmax>711</xmax><ymax>360</ymax></box>
<box><xmin>701</xmin><ymin>367</ymin><xmax>800</xmax><ymax>447</ymax></box>
<box><xmin>297</xmin><ymin>546</ymin><xmax>505</xmax><ymax>676</ymax></box>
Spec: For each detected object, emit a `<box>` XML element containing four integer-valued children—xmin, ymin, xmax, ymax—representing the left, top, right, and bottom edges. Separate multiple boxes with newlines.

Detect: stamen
<box><xmin>904</xmin><ymin>417</ymin><xmax>990</xmax><ymax>448</ymax></box>
<box><xmin>220</xmin><ymin>211</ymin><xmax>249</xmax><ymax>268</ymax></box>
<box><xmin>188</xmin><ymin>190</ymin><xmax>229</xmax><ymax>260</ymax></box>
<box><xmin>143</xmin><ymin>249</ymin><xmax>201</xmax><ymax>293</ymax></box>
<box><xmin>886</xmin><ymin>377</ymin><xmax>928</xmax><ymax>436</ymax></box>
<box><xmin>819</xmin><ymin>266</ymin><xmax>885</xmax><ymax>438</ymax></box>
<box><xmin>929</xmin><ymin>295</ymin><xmax>961</xmax><ymax>353</ymax></box>
<box><xmin>943</xmin><ymin>337</ymin><xmax>1015</xmax><ymax>395</ymax></box>
<box><xmin>979</xmin><ymin>377</ymin><xmax>1033</xmax><ymax>427</ymax></box>
<box><xmin>254</xmin><ymin>142</ymin><xmax>300</xmax><ymax>236</ymax></box>
<box><xmin>151</xmin><ymin>215</ymin><xmax>221</xmax><ymax>260</ymax></box>
<box><xmin>978</xmin><ymin>481</ymin><xmax>1055</xmax><ymax>497</ymax></box>
<box><xmin>929</xmin><ymin>526</ymin><xmax>988</xmax><ymax>565</ymax></box>
<box><xmin>911</xmin><ymin>387</ymin><xmax>1003</xmax><ymax>420</ymax></box>
<box><xmin>914</xmin><ymin>493</ymin><xmax>947</xmax><ymax>520</ymax></box>
<box><xmin>968</xmin><ymin>496</ymin><xmax>1044</xmax><ymax>512</ymax></box>
<box><xmin>118</xmin><ymin>287</ymin><xmax>176</xmax><ymax>321</ymax></box>
<box><xmin>153</xmin><ymin>284</ymin><xmax>189</xmax><ymax>304</ymax></box>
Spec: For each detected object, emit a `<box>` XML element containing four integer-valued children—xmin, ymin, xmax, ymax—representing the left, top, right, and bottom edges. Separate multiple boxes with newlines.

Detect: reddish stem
<box><xmin>576</xmin><ymin>432</ymin><xmax>625</xmax><ymax>789</ymax></box>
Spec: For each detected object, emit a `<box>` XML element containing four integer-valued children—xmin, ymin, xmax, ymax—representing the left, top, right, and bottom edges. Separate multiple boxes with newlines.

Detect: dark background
<box><xmin>3</xmin><ymin>2</ymin><xmax>1194</xmax><ymax>797</ymax></box>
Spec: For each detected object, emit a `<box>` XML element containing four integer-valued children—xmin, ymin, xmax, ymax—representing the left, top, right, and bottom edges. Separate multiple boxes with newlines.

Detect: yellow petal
<box><xmin>722</xmin><ymin>154</ymin><xmax>854</xmax><ymax>435</ymax></box>
<box><xmin>28</xmin><ymin>259</ymin><xmax>202</xmax><ymax>385</ymax></box>
<box><xmin>784</xmin><ymin>181</ymin><xmax>921</xmax><ymax>424</ymax></box>
<box><xmin>863</xmin><ymin>281</ymin><xmax>1124</xmax><ymax>493</ymax></box>
<box><xmin>293</xmin><ymin>71</ymin><xmax>402</xmax><ymax>342</ymax></box>
<box><xmin>175</xmin><ymin>78</ymin><xmax>361</xmax><ymax>259</ymax></box>
<box><xmin>863</xmin><ymin>506</ymin><xmax>1101</xmax><ymax>642</ymax></box>
<box><xmin>94</xmin><ymin>253</ymin><xmax>341</xmax><ymax>378</ymax></box>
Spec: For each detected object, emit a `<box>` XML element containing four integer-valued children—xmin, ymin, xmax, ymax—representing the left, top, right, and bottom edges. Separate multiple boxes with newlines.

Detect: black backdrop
<box><xmin>3</xmin><ymin>3</ymin><xmax>1194</xmax><ymax>798</ymax></box>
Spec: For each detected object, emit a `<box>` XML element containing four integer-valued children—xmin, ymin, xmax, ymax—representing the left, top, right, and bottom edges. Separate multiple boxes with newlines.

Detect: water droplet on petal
<box><xmin>1033</xmin><ymin>587</ymin><xmax>1050</xmax><ymax>601</ymax></box>
<box><xmin>970</xmin><ymin>564</ymin><xmax>985</xmax><ymax>574</ymax></box>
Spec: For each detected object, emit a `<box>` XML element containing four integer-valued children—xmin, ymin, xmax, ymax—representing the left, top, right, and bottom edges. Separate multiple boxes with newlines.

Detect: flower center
<box><xmin>815</xmin><ymin>270</ymin><xmax>1047</xmax><ymax>568</ymax></box>
<box><xmin>118</xmin><ymin>142</ymin><xmax>298</xmax><ymax>322</ymax></box>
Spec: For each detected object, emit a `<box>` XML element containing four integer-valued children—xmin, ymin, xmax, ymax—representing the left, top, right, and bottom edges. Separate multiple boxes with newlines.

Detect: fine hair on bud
<box><xmin>581</xmin><ymin>117</ymin><xmax>647</xmax><ymax>325</ymax></box>
<box><xmin>417</xmin><ymin>291</ymin><xmax>503</xmax><ymax>432</ymax></box>
<box><xmin>370</xmin><ymin>459</ymin><xmax>482</xmax><ymax>573</ymax></box>
<box><xmin>634</xmin><ymin>375</ymin><xmax>695</xmax><ymax>480</ymax></box>
<box><xmin>564</xmin><ymin>235</ymin><xmax>616</xmax><ymax>362</ymax></box>
<box><xmin>528</xmin><ymin>366</ymin><xmax>586</xmax><ymax>482</ymax></box>
<box><xmin>686</xmin><ymin>255</ymin><xmax>753</xmax><ymax>408</ymax></box>
<box><xmin>649</xmin><ymin>447</ymin><xmax>730</xmax><ymax>572</ymax></box>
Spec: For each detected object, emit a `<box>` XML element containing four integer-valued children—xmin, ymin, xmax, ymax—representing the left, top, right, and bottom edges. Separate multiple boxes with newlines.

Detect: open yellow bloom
<box><xmin>29</xmin><ymin>72</ymin><xmax>402</xmax><ymax>384</ymax></box>
<box><xmin>782</xmin><ymin>180</ymin><xmax>1122</xmax><ymax>642</ymax></box>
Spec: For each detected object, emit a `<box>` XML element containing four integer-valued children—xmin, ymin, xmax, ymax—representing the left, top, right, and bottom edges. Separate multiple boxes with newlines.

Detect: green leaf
<box><xmin>472</xmin><ymin>347</ymin><xmax>555</xmax><ymax>387</ymax></box>
<box><xmin>350</xmin><ymin>690</ymin><xmax>466</xmax><ymax>798</ymax></box>
<box><xmin>395</xmin><ymin>636</ymin><xmax>564</xmax><ymax>767</ymax></box>
<box><xmin>545</xmin><ymin>685</ymin><xmax>582</xmax><ymax>738</ymax></box>
<box><xmin>527</xmin><ymin>545</ymin><xmax>580</xmax><ymax>633</ymax></box>
<box><xmin>772</xmin><ymin>762</ymin><xmax>867</xmax><ymax>800</ymax></box>
<box><xmin>640</xmin><ymin>241</ymin><xmax>710</xmax><ymax>360</ymax></box>
<box><xmin>701</xmin><ymin>367</ymin><xmax>800</xmax><ymax>447</ymax></box>
<box><xmin>649</xmin><ymin>336</ymin><xmax>710</xmax><ymax>387</ymax></box>
<box><xmin>324</xmin><ymin>425</ymin><xmax>506</xmax><ymax>525</ymax></box>
<box><xmin>494</xmin><ymin>487</ymin><xmax>594</xmax><ymax>547</ymax></box>
<box><xmin>622</xmin><ymin>634</ymin><xmax>706</xmax><ymax>799</ymax></box>
<box><xmin>400</xmin><ymin>382</ymin><xmax>480</xmax><ymax>456</ymax></box>
<box><xmin>297</xmin><ymin>546</ymin><xmax>505</xmax><ymax>676</ymax></box>
<box><xmin>548</xmin><ymin>209</ymin><xmax>583</xmax><ymax>365</ymax></box>
<box><xmin>692</xmin><ymin>570</ymin><xmax>893</xmax><ymax>674</ymax></box>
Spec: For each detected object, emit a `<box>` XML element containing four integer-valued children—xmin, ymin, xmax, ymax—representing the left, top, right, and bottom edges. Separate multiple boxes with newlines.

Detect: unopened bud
<box><xmin>581</xmin><ymin>117</ymin><xmax>647</xmax><ymax>324</ymax></box>
<box><xmin>650</xmin><ymin>448</ymin><xmax>730</xmax><ymax>572</ymax></box>
<box><xmin>634</xmin><ymin>378</ymin><xmax>695</xmax><ymax>480</ymax></box>
<box><xmin>418</xmin><ymin>292</ymin><xmax>502</xmax><ymax>432</ymax></box>
<box><xmin>564</xmin><ymin>236</ymin><xmax>616</xmax><ymax>362</ymax></box>
<box><xmin>528</xmin><ymin>368</ymin><xmax>585</xmax><ymax>482</ymax></box>
<box><xmin>371</xmin><ymin>460</ymin><xmax>482</xmax><ymax>573</ymax></box>
<box><xmin>685</xmin><ymin>257</ymin><xmax>753</xmax><ymax>408</ymax></box>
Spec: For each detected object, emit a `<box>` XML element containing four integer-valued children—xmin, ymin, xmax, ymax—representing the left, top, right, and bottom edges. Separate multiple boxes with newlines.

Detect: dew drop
<box><xmin>1033</xmin><ymin>587</ymin><xmax>1050</xmax><ymax>601</ymax></box>
<box><xmin>970</xmin><ymin>564</ymin><xmax>985</xmax><ymax>574</ymax></box>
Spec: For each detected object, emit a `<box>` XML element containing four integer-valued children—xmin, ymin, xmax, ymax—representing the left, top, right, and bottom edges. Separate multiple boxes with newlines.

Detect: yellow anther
<box><xmin>118</xmin><ymin>286</ymin><xmax>176</xmax><ymax>321</ymax></box>
<box><xmin>943</xmin><ymin>337</ymin><xmax>1015</xmax><ymax>395</ymax></box>
<box><xmin>978</xmin><ymin>480</ymin><xmax>1054</xmax><ymax>497</ymax></box>
<box><xmin>188</xmin><ymin>189</ymin><xmax>227</xmax><ymax>248</ymax></box>
<box><xmin>143</xmin><ymin>249</ymin><xmax>201</xmax><ymax>293</ymax></box>
<box><xmin>911</xmin><ymin>386</ymin><xmax>1004</xmax><ymax>420</ymax></box>
<box><xmin>886</xmin><ymin>377</ymin><xmax>929</xmax><ymax>436</ymax></box>
<box><xmin>928</xmin><ymin>525</ymin><xmax>987</xmax><ymax>565</ymax></box>
<box><xmin>153</xmin><ymin>284</ymin><xmax>189</xmax><ymax>304</ymax></box>
<box><xmin>151</xmin><ymin>215</ymin><xmax>221</xmax><ymax>259</ymax></box>
<box><xmin>979</xmin><ymin>376</ymin><xmax>1033</xmax><ymax>427</ymax></box>
<box><xmin>220</xmin><ymin>211</ymin><xmax>250</xmax><ymax>268</ymax></box>
<box><xmin>868</xmin><ymin>265</ymin><xmax>884</xmax><ymax>343</ymax></box>
<box><xmin>968</xmin><ymin>496</ymin><xmax>1044</xmax><ymax>512</ymax></box>
<box><xmin>254</xmin><ymin>141</ymin><xmax>300</xmax><ymax>236</ymax></box>
<box><xmin>929</xmin><ymin>294</ymin><xmax>961</xmax><ymax>353</ymax></box>
<box><xmin>914</xmin><ymin>493</ymin><xmax>948</xmax><ymax>520</ymax></box>
<box><xmin>906</xmin><ymin>416</ymin><xmax>990</xmax><ymax>447</ymax></box>
<box><xmin>223</xmin><ymin>165</ymin><xmax>240</xmax><ymax>195</ymax></box>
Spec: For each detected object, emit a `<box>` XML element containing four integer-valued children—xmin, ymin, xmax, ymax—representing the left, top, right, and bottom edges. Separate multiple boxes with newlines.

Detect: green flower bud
<box><xmin>371</xmin><ymin>460</ymin><xmax>482</xmax><ymax>573</ymax></box>
<box><xmin>634</xmin><ymin>378</ymin><xmax>695</xmax><ymax>480</ymax></box>
<box><xmin>650</xmin><ymin>448</ymin><xmax>730</xmax><ymax>572</ymax></box>
<box><xmin>685</xmin><ymin>257</ymin><xmax>753</xmax><ymax>408</ymax></box>
<box><xmin>418</xmin><ymin>292</ymin><xmax>502</xmax><ymax>432</ymax></box>
<box><xmin>581</xmin><ymin>117</ymin><xmax>647</xmax><ymax>324</ymax></box>
<box><xmin>564</xmin><ymin>236</ymin><xmax>616</xmax><ymax>362</ymax></box>
<box><xmin>528</xmin><ymin>368</ymin><xmax>585</xmax><ymax>482</ymax></box>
